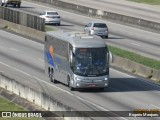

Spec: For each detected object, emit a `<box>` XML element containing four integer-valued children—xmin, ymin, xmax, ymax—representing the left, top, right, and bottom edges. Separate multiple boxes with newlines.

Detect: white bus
<box><xmin>44</xmin><ymin>31</ymin><xmax>110</xmax><ymax>91</ymax></box>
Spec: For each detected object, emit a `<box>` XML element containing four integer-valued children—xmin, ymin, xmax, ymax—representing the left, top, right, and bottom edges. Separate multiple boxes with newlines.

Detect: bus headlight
<box><xmin>75</xmin><ymin>77</ymin><xmax>82</xmax><ymax>81</ymax></box>
<box><xmin>103</xmin><ymin>77</ymin><xmax>108</xmax><ymax>81</ymax></box>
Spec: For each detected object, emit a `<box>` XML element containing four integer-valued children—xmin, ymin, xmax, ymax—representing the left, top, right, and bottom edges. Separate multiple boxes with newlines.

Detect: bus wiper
<box><xmin>83</xmin><ymin>64</ymin><xmax>90</xmax><ymax>75</ymax></box>
<box><xmin>94</xmin><ymin>65</ymin><xmax>101</xmax><ymax>74</ymax></box>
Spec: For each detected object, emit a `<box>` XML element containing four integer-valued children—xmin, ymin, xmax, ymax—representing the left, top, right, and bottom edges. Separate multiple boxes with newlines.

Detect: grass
<box><xmin>45</xmin><ymin>25</ymin><xmax>55</xmax><ymax>32</ymax></box>
<box><xmin>3</xmin><ymin>25</ymin><xmax>9</xmax><ymax>29</ymax></box>
<box><xmin>108</xmin><ymin>45</ymin><xmax>160</xmax><ymax>70</ymax></box>
<box><xmin>128</xmin><ymin>0</ymin><xmax>160</xmax><ymax>5</ymax></box>
<box><xmin>0</xmin><ymin>96</ymin><xmax>40</xmax><ymax>120</ymax></box>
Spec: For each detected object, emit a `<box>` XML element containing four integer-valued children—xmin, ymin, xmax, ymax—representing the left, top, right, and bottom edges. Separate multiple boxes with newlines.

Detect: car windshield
<box><xmin>93</xmin><ymin>23</ymin><xmax>107</xmax><ymax>28</ymax></box>
<box><xmin>47</xmin><ymin>12</ymin><xmax>58</xmax><ymax>15</ymax></box>
<box><xmin>73</xmin><ymin>47</ymin><xmax>109</xmax><ymax>77</ymax></box>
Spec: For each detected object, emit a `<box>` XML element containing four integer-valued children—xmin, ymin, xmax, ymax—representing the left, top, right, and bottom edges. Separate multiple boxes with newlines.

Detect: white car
<box><xmin>1</xmin><ymin>0</ymin><xmax>21</xmax><ymax>7</ymax></box>
<box><xmin>84</xmin><ymin>22</ymin><xmax>109</xmax><ymax>38</ymax></box>
<box><xmin>40</xmin><ymin>10</ymin><xmax>61</xmax><ymax>25</ymax></box>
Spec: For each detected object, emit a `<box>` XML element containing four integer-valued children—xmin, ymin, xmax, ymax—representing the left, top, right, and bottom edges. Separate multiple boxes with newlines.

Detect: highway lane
<box><xmin>62</xmin><ymin>0</ymin><xmax>160</xmax><ymax>23</ymax></box>
<box><xmin>14</xmin><ymin>1</ymin><xmax>160</xmax><ymax>61</ymax></box>
<box><xmin>1</xmin><ymin>29</ymin><xmax>160</xmax><ymax>120</ymax></box>
<box><xmin>0</xmin><ymin>1</ymin><xmax>160</xmax><ymax>120</ymax></box>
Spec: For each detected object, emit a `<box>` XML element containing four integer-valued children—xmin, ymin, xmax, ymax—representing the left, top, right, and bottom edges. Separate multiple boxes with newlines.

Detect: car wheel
<box><xmin>17</xmin><ymin>4</ymin><xmax>20</xmax><ymax>8</ymax></box>
<box><xmin>1</xmin><ymin>3</ymin><xmax>4</xmax><ymax>6</ymax></box>
<box><xmin>4</xmin><ymin>4</ymin><xmax>7</xmax><ymax>7</ymax></box>
<box><xmin>105</xmin><ymin>35</ymin><xmax>108</xmax><ymax>38</ymax></box>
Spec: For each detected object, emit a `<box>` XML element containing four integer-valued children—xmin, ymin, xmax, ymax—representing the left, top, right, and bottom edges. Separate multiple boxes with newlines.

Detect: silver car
<box><xmin>84</xmin><ymin>22</ymin><xmax>109</xmax><ymax>38</ymax></box>
<box><xmin>40</xmin><ymin>10</ymin><xmax>61</xmax><ymax>25</ymax></box>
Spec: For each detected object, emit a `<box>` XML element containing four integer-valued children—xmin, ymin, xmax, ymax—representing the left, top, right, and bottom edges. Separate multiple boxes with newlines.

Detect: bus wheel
<box><xmin>99</xmin><ymin>88</ymin><xmax>105</xmax><ymax>91</ymax></box>
<box><xmin>50</xmin><ymin>69</ymin><xmax>57</xmax><ymax>83</ymax></box>
<box><xmin>67</xmin><ymin>76</ymin><xmax>74</xmax><ymax>91</ymax></box>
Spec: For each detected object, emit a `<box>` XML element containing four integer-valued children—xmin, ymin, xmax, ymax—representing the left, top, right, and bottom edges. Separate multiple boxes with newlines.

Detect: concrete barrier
<box><xmin>0</xmin><ymin>19</ymin><xmax>45</xmax><ymax>42</ymax></box>
<box><xmin>111</xmin><ymin>55</ymin><xmax>160</xmax><ymax>81</ymax></box>
<box><xmin>28</xmin><ymin>0</ymin><xmax>160</xmax><ymax>32</ymax></box>
<box><xmin>0</xmin><ymin>72</ymin><xmax>91</xmax><ymax>120</ymax></box>
<box><xmin>0</xmin><ymin>6</ymin><xmax>45</xmax><ymax>31</ymax></box>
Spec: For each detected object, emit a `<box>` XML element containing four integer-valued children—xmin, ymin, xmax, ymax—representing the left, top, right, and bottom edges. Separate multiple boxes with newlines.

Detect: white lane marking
<box><xmin>0</xmin><ymin>61</ymin><xmax>31</xmax><ymax>76</ymax></box>
<box><xmin>109</xmin><ymin>87</ymin><xmax>119</xmax><ymax>92</ymax></box>
<box><xmin>151</xmin><ymin>104</ymin><xmax>160</xmax><ymax>109</ymax></box>
<box><xmin>10</xmin><ymin>48</ymin><xmax>19</xmax><ymax>52</ymax></box>
<box><xmin>34</xmin><ymin>77</ymin><xmax>128</xmax><ymax>120</ymax></box>
<box><xmin>111</xmin><ymin>69</ymin><xmax>160</xmax><ymax>89</ymax></box>
<box><xmin>0</xmin><ymin>61</ymin><xmax>127</xmax><ymax>119</ymax></box>
<box><xmin>24</xmin><ymin>1</ymin><xmax>160</xmax><ymax>39</ymax></box>
<box><xmin>1</xmin><ymin>58</ymin><xmax>160</xmax><ymax>118</ymax></box>
<box><xmin>33</xmin><ymin>76</ymin><xmax>73</xmax><ymax>96</ymax></box>
<box><xmin>130</xmin><ymin>42</ymin><xmax>141</xmax><ymax>47</ymax></box>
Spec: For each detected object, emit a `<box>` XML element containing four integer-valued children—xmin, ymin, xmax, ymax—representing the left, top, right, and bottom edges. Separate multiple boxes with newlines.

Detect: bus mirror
<box><xmin>106</xmin><ymin>53</ymin><xmax>109</xmax><ymax>64</ymax></box>
<box><xmin>107</xmin><ymin>51</ymin><xmax>112</xmax><ymax>64</ymax></box>
<box><xmin>109</xmin><ymin>51</ymin><xmax>113</xmax><ymax>63</ymax></box>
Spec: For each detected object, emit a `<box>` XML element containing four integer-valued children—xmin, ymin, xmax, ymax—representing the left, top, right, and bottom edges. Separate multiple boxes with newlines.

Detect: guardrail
<box><xmin>0</xmin><ymin>6</ymin><xmax>45</xmax><ymax>31</ymax></box>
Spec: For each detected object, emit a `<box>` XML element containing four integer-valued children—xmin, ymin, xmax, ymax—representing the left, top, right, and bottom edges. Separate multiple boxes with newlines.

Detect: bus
<box><xmin>44</xmin><ymin>31</ymin><xmax>110</xmax><ymax>91</ymax></box>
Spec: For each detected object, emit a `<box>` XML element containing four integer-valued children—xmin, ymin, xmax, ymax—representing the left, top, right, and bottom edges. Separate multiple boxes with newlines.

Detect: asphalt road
<box><xmin>13</xmin><ymin>1</ymin><xmax>160</xmax><ymax>61</ymax></box>
<box><xmin>1</xmin><ymin>27</ymin><xmax>160</xmax><ymax>120</ymax></box>
<box><xmin>62</xmin><ymin>0</ymin><xmax>160</xmax><ymax>23</ymax></box>
<box><xmin>0</xmin><ymin>1</ymin><xmax>160</xmax><ymax>120</ymax></box>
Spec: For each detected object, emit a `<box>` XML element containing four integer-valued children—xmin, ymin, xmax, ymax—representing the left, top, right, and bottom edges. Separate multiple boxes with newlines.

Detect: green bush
<box><xmin>108</xmin><ymin>45</ymin><xmax>160</xmax><ymax>70</ymax></box>
<box><xmin>128</xmin><ymin>0</ymin><xmax>160</xmax><ymax>5</ymax></box>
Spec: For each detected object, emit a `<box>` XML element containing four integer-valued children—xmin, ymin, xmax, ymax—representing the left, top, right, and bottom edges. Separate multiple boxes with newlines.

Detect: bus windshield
<box><xmin>73</xmin><ymin>47</ymin><xmax>109</xmax><ymax>77</ymax></box>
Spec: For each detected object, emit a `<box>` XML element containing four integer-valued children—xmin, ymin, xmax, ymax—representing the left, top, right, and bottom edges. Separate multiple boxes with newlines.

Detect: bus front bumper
<box><xmin>73</xmin><ymin>80</ymin><xmax>109</xmax><ymax>89</ymax></box>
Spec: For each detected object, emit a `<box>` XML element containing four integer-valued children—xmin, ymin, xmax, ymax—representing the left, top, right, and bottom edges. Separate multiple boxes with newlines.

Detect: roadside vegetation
<box><xmin>0</xmin><ymin>96</ymin><xmax>40</xmax><ymax>120</ymax></box>
<box><xmin>108</xmin><ymin>45</ymin><xmax>160</xmax><ymax>70</ymax></box>
<box><xmin>128</xmin><ymin>0</ymin><xmax>160</xmax><ymax>5</ymax></box>
<box><xmin>45</xmin><ymin>25</ymin><xmax>55</xmax><ymax>32</ymax></box>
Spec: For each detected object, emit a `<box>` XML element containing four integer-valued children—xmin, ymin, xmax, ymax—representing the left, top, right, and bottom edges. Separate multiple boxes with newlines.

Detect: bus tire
<box><xmin>67</xmin><ymin>76</ymin><xmax>74</xmax><ymax>91</ymax></box>
<box><xmin>99</xmin><ymin>88</ymin><xmax>105</xmax><ymax>91</ymax></box>
<box><xmin>50</xmin><ymin>69</ymin><xmax>57</xmax><ymax>83</ymax></box>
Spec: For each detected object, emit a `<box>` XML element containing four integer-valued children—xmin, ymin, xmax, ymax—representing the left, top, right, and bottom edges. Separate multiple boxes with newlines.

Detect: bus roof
<box><xmin>46</xmin><ymin>31</ymin><xmax>107</xmax><ymax>48</ymax></box>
